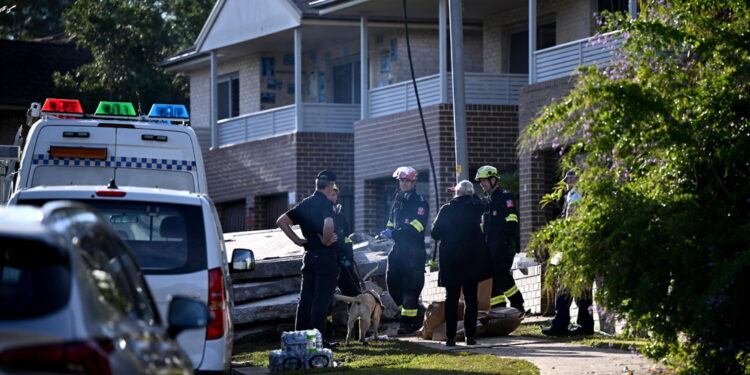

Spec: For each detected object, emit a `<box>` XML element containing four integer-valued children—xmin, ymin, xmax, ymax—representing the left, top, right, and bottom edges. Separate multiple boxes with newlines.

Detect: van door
<box><xmin>28</xmin><ymin>126</ymin><xmax>116</xmax><ymax>187</ymax></box>
<box><xmin>113</xmin><ymin>128</ymin><xmax>199</xmax><ymax>192</ymax></box>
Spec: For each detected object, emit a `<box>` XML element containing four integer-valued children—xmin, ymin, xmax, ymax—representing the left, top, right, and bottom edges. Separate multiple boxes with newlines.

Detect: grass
<box><xmin>233</xmin><ymin>337</ymin><xmax>539</xmax><ymax>374</ymax></box>
<box><xmin>511</xmin><ymin>321</ymin><xmax>649</xmax><ymax>352</ymax></box>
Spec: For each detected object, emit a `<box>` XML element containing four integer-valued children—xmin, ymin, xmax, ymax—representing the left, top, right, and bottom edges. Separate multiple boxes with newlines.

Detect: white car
<box><xmin>9</xmin><ymin>185</ymin><xmax>255</xmax><ymax>374</ymax></box>
<box><xmin>0</xmin><ymin>201</ymin><xmax>209</xmax><ymax>375</ymax></box>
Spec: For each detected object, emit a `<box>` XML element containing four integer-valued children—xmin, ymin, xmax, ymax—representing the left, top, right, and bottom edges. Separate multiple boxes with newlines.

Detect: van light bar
<box><xmin>94</xmin><ymin>101</ymin><xmax>137</xmax><ymax>117</ymax></box>
<box><xmin>49</xmin><ymin>146</ymin><xmax>107</xmax><ymax>160</ymax></box>
<box><xmin>95</xmin><ymin>190</ymin><xmax>127</xmax><ymax>197</ymax></box>
<box><xmin>147</xmin><ymin>104</ymin><xmax>189</xmax><ymax>121</ymax></box>
<box><xmin>41</xmin><ymin>98</ymin><xmax>84</xmax><ymax>116</ymax></box>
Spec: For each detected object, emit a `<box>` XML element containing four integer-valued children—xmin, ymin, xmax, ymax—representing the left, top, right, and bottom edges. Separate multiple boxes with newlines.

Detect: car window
<box><xmin>19</xmin><ymin>199</ymin><xmax>207</xmax><ymax>275</ymax></box>
<box><xmin>0</xmin><ymin>237</ymin><xmax>71</xmax><ymax>319</ymax></box>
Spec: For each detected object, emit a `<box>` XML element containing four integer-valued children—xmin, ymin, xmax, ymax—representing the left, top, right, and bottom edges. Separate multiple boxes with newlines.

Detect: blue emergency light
<box><xmin>147</xmin><ymin>104</ymin><xmax>189</xmax><ymax>120</ymax></box>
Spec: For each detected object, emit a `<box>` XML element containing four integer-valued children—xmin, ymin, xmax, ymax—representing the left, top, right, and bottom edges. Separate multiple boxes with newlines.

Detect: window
<box><xmin>332</xmin><ymin>58</ymin><xmax>361</xmax><ymax>104</ymax></box>
<box><xmin>598</xmin><ymin>0</ymin><xmax>630</xmax><ymax>13</ymax></box>
<box><xmin>217</xmin><ymin>74</ymin><xmax>239</xmax><ymax>120</ymax></box>
<box><xmin>509</xmin><ymin>20</ymin><xmax>556</xmax><ymax>74</ymax></box>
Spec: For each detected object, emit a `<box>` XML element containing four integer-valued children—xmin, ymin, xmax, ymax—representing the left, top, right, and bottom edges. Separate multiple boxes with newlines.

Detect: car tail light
<box><xmin>206</xmin><ymin>267</ymin><xmax>226</xmax><ymax>340</ymax></box>
<box><xmin>0</xmin><ymin>338</ymin><xmax>113</xmax><ymax>375</ymax></box>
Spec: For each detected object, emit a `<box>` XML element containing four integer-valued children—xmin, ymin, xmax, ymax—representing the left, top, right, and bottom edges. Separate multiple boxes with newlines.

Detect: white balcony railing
<box><xmin>532</xmin><ymin>31</ymin><xmax>622</xmax><ymax>83</ymax></box>
<box><xmin>368</xmin><ymin>72</ymin><xmax>528</xmax><ymax>119</ymax></box>
<box><xmin>217</xmin><ymin>103</ymin><xmax>359</xmax><ymax>147</ymax></box>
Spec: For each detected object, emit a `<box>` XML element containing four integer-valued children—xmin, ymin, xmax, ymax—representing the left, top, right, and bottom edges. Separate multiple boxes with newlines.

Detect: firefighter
<box><xmin>277</xmin><ymin>170</ymin><xmax>340</xmax><ymax>348</ymax></box>
<box><xmin>380</xmin><ymin>166</ymin><xmax>429</xmax><ymax>335</ymax></box>
<box><xmin>475</xmin><ymin>165</ymin><xmax>525</xmax><ymax>313</ymax></box>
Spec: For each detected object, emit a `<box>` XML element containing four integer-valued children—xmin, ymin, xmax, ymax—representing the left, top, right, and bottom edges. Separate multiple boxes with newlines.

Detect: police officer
<box><xmin>380</xmin><ymin>166</ymin><xmax>429</xmax><ymax>335</ymax></box>
<box><xmin>475</xmin><ymin>165</ymin><xmax>525</xmax><ymax>313</ymax></box>
<box><xmin>542</xmin><ymin>169</ymin><xmax>594</xmax><ymax>336</ymax></box>
<box><xmin>277</xmin><ymin>170</ymin><xmax>340</xmax><ymax>347</ymax></box>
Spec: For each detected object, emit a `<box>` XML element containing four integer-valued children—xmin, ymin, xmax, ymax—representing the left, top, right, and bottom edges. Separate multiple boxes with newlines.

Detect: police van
<box><xmin>9</xmin><ymin>98</ymin><xmax>207</xmax><ymax>199</ymax></box>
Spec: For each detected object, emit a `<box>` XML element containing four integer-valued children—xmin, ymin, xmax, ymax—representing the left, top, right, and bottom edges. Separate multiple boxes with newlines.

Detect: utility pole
<box><xmin>449</xmin><ymin>0</ymin><xmax>468</xmax><ymax>182</ymax></box>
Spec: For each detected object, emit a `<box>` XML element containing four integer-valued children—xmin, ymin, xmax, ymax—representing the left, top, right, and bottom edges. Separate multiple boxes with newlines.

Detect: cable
<box><xmin>402</xmin><ymin>0</ymin><xmax>440</xmax><ymax>263</ymax></box>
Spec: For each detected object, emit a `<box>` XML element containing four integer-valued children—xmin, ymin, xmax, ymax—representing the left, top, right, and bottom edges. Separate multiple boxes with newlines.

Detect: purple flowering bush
<box><xmin>521</xmin><ymin>1</ymin><xmax>749</xmax><ymax>373</ymax></box>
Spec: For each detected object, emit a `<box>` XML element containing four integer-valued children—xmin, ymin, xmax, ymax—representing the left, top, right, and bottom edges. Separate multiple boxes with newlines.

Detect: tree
<box><xmin>53</xmin><ymin>0</ymin><xmax>212</xmax><ymax>110</ymax></box>
<box><xmin>0</xmin><ymin>0</ymin><xmax>74</xmax><ymax>40</ymax></box>
<box><xmin>520</xmin><ymin>1</ymin><xmax>749</xmax><ymax>373</ymax></box>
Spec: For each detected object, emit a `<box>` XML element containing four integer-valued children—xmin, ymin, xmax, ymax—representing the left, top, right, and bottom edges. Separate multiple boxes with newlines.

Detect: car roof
<box><xmin>0</xmin><ymin>205</ymin><xmax>52</xmax><ymax>239</ymax></box>
<box><xmin>14</xmin><ymin>185</ymin><xmax>206</xmax><ymax>205</ymax></box>
<box><xmin>33</xmin><ymin>118</ymin><xmax>194</xmax><ymax>132</ymax></box>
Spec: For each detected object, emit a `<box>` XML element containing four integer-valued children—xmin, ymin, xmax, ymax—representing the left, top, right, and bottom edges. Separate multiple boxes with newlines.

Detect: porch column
<box><xmin>360</xmin><ymin>16</ymin><xmax>369</xmax><ymax>120</ymax></box>
<box><xmin>528</xmin><ymin>0</ymin><xmax>537</xmax><ymax>84</ymax></box>
<box><xmin>629</xmin><ymin>0</ymin><xmax>637</xmax><ymax>19</ymax></box>
<box><xmin>294</xmin><ymin>27</ymin><xmax>303</xmax><ymax>131</ymax></box>
<box><xmin>439</xmin><ymin>0</ymin><xmax>448</xmax><ymax>103</ymax></box>
<box><xmin>210</xmin><ymin>50</ymin><xmax>218</xmax><ymax>148</ymax></box>
<box><xmin>449</xmin><ymin>0</ymin><xmax>468</xmax><ymax>182</ymax></box>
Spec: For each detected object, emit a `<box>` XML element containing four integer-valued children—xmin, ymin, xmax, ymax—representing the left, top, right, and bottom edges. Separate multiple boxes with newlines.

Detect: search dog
<box><xmin>333</xmin><ymin>267</ymin><xmax>385</xmax><ymax>345</ymax></box>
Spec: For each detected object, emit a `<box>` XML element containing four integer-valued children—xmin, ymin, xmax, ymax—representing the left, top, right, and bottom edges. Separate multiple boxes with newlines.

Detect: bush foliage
<box><xmin>520</xmin><ymin>1</ymin><xmax>749</xmax><ymax>373</ymax></box>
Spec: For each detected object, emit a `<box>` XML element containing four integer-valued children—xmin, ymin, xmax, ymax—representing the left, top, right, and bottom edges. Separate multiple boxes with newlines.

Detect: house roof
<box><xmin>0</xmin><ymin>36</ymin><xmax>91</xmax><ymax>107</ymax></box>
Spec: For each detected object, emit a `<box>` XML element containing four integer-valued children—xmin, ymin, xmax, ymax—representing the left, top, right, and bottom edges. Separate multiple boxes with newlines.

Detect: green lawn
<box><xmin>234</xmin><ymin>338</ymin><xmax>539</xmax><ymax>374</ymax></box>
<box><xmin>511</xmin><ymin>321</ymin><xmax>649</xmax><ymax>352</ymax></box>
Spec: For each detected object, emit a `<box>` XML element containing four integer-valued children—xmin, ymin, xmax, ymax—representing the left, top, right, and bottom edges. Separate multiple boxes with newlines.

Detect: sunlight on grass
<box><xmin>234</xmin><ymin>338</ymin><xmax>539</xmax><ymax>375</ymax></box>
<box><xmin>512</xmin><ymin>322</ymin><xmax>649</xmax><ymax>351</ymax></box>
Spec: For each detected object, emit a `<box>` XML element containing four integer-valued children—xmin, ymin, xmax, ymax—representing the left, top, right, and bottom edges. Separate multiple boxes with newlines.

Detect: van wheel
<box><xmin>308</xmin><ymin>354</ymin><xmax>329</xmax><ymax>369</ymax></box>
<box><xmin>282</xmin><ymin>357</ymin><xmax>302</xmax><ymax>370</ymax></box>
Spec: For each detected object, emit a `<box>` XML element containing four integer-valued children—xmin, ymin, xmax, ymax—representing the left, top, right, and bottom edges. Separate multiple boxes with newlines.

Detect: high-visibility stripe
<box><xmin>326</xmin><ymin>315</ymin><xmax>333</xmax><ymax>323</ymax></box>
<box><xmin>344</xmin><ymin>236</ymin><xmax>352</xmax><ymax>244</ymax></box>
<box><xmin>490</xmin><ymin>295</ymin><xmax>507</xmax><ymax>306</ymax></box>
<box><xmin>401</xmin><ymin>308</ymin><xmax>418</xmax><ymax>317</ymax></box>
<box><xmin>505</xmin><ymin>213</ymin><xmax>518</xmax><ymax>222</ymax></box>
<box><xmin>409</xmin><ymin>219</ymin><xmax>425</xmax><ymax>232</ymax></box>
<box><xmin>504</xmin><ymin>285</ymin><xmax>519</xmax><ymax>297</ymax></box>
<box><xmin>386</xmin><ymin>220</ymin><xmax>395</xmax><ymax>228</ymax></box>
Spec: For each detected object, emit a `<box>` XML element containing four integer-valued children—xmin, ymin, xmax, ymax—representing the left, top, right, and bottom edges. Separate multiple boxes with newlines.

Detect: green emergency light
<box><xmin>94</xmin><ymin>101</ymin><xmax>137</xmax><ymax>117</ymax></box>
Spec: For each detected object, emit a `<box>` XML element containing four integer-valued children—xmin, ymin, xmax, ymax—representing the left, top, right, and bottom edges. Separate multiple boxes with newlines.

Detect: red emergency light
<box><xmin>41</xmin><ymin>98</ymin><xmax>84</xmax><ymax>117</ymax></box>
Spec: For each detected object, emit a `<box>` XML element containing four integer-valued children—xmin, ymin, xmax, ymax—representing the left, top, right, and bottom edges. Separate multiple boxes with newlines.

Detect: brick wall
<box><xmin>204</xmin><ymin>131</ymin><xmax>353</xmax><ymax>231</ymax></box>
<box><xmin>354</xmin><ymin>103</ymin><xmax>519</xmax><ymax>234</ymax></box>
<box><xmin>518</xmin><ymin>77</ymin><xmax>575</xmax><ymax>250</ymax></box>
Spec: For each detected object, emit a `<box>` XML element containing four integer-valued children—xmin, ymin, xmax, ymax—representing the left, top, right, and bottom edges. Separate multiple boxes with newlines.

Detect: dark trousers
<box><xmin>386</xmin><ymin>261</ymin><xmax>425</xmax><ymax>325</ymax></box>
<box><xmin>296</xmin><ymin>250</ymin><xmax>339</xmax><ymax>340</ymax></box>
<box><xmin>551</xmin><ymin>289</ymin><xmax>594</xmax><ymax>331</ymax></box>
<box><xmin>490</xmin><ymin>251</ymin><xmax>524</xmax><ymax>309</ymax></box>
<box><xmin>445</xmin><ymin>281</ymin><xmax>478</xmax><ymax>340</ymax></box>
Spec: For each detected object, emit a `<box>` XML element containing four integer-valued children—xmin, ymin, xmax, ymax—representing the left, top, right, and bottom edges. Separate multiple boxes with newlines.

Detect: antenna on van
<box><xmin>107</xmin><ymin>179</ymin><xmax>119</xmax><ymax>189</ymax></box>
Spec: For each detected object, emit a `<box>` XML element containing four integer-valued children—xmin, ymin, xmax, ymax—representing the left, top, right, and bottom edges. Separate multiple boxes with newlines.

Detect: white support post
<box><xmin>439</xmin><ymin>0</ymin><xmax>448</xmax><ymax>103</ymax></box>
<box><xmin>629</xmin><ymin>0</ymin><xmax>637</xmax><ymax>19</ymax></box>
<box><xmin>528</xmin><ymin>0</ymin><xmax>537</xmax><ymax>84</ymax></box>
<box><xmin>360</xmin><ymin>16</ymin><xmax>369</xmax><ymax>120</ymax></box>
<box><xmin>210</xmin><ymin>51</ymin><xmax>218</xmax><ymax>148</ymax></box>
<box><xmin>294</xmin><ymin>28</ymin><xmax>303</xmax><ymax>131</ymax></box>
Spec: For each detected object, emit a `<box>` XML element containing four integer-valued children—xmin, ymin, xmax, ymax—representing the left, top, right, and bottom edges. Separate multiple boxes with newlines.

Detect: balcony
<box><xmin>368</xmin><ymin>72</ymin><xmax>527</xmax><ymax>119</ymax></box>
<box><xmin>532</xmin><ymin>31</ymin><xmax>622</xmax><ymax>83</ymax></box>
<box><xmin>217</xmin><ymin>103</ymin><xmax>359</xmax><ymax>147</ymax></box>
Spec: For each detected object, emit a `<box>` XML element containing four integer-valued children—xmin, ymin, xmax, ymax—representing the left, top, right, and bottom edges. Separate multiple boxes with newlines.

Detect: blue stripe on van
<box><xmin>32</xmin><ymin>154</ymin><xmax>196</xmax><ymax>171</ymax></box>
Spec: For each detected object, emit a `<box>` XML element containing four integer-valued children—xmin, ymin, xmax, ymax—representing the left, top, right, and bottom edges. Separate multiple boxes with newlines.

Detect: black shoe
<box><xmin>465</xmin><ymin>337</ymin><xmax>477</xmax><ymax>345</ymax></box>
<box><xmin>446</xmin><ymin>338</ymin><xmax>456</xmax><ymax>347</ymax></box>
<box><xmin>569</xmin><ymin>326</ymin><xmax>594</xmax><ymax>336</ymax></box>
<box><xmin>541</xmin><ymin>327</ymin><xmax>571</xmax><ymax>336</ymax></box>
<box><xmin>323</xmin><ymin>340</ymin><xmax>339</xmax><ymax>349</ymax></box>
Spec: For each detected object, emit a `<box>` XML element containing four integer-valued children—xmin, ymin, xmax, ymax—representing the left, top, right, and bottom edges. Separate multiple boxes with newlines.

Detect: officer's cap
<box><xmin>316</xmin><ymin>170</ymin><xmax>337</xmax><ymax>182</ymax></box>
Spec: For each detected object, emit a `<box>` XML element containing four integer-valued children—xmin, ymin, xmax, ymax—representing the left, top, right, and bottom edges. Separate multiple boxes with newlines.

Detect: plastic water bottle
<box><xmin>306</xmin><ymin>330</ymin><xmax>316</xmax><ymax>352</ymax></box>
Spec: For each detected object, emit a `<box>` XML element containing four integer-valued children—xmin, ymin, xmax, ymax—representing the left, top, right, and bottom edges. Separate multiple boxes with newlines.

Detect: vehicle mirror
<box><xmin>230</xmin><ymin>248</ymin><xmax>255</xmax><ymax>272</ymax></box>
<box><xmin>167</xmin><ymin>296</ymin><xmax>210</xmax><ymax>339</ymax></box>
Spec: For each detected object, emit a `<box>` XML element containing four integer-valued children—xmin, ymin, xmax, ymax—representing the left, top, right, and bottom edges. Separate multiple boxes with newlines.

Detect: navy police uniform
<box><xmin>482</xmin><ymin>188</ymin><xmax>525</xmax><ymax>311</ymax></box>
<box><xmin>286</xmin><ymin>190</ymin><xmax>339</xmax><ymax>337</ymax></box>
<box><xmin>386</xmin><ymin>189</ymin><xmax>429</xmax><ymax>332</ymax></box>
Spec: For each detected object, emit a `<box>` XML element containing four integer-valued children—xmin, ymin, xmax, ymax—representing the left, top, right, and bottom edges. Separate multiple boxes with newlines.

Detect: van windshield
<box><xmin>18</xmin><ymin>199</ymin><xmax>207</xmax><ymax>275</ymax></box>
